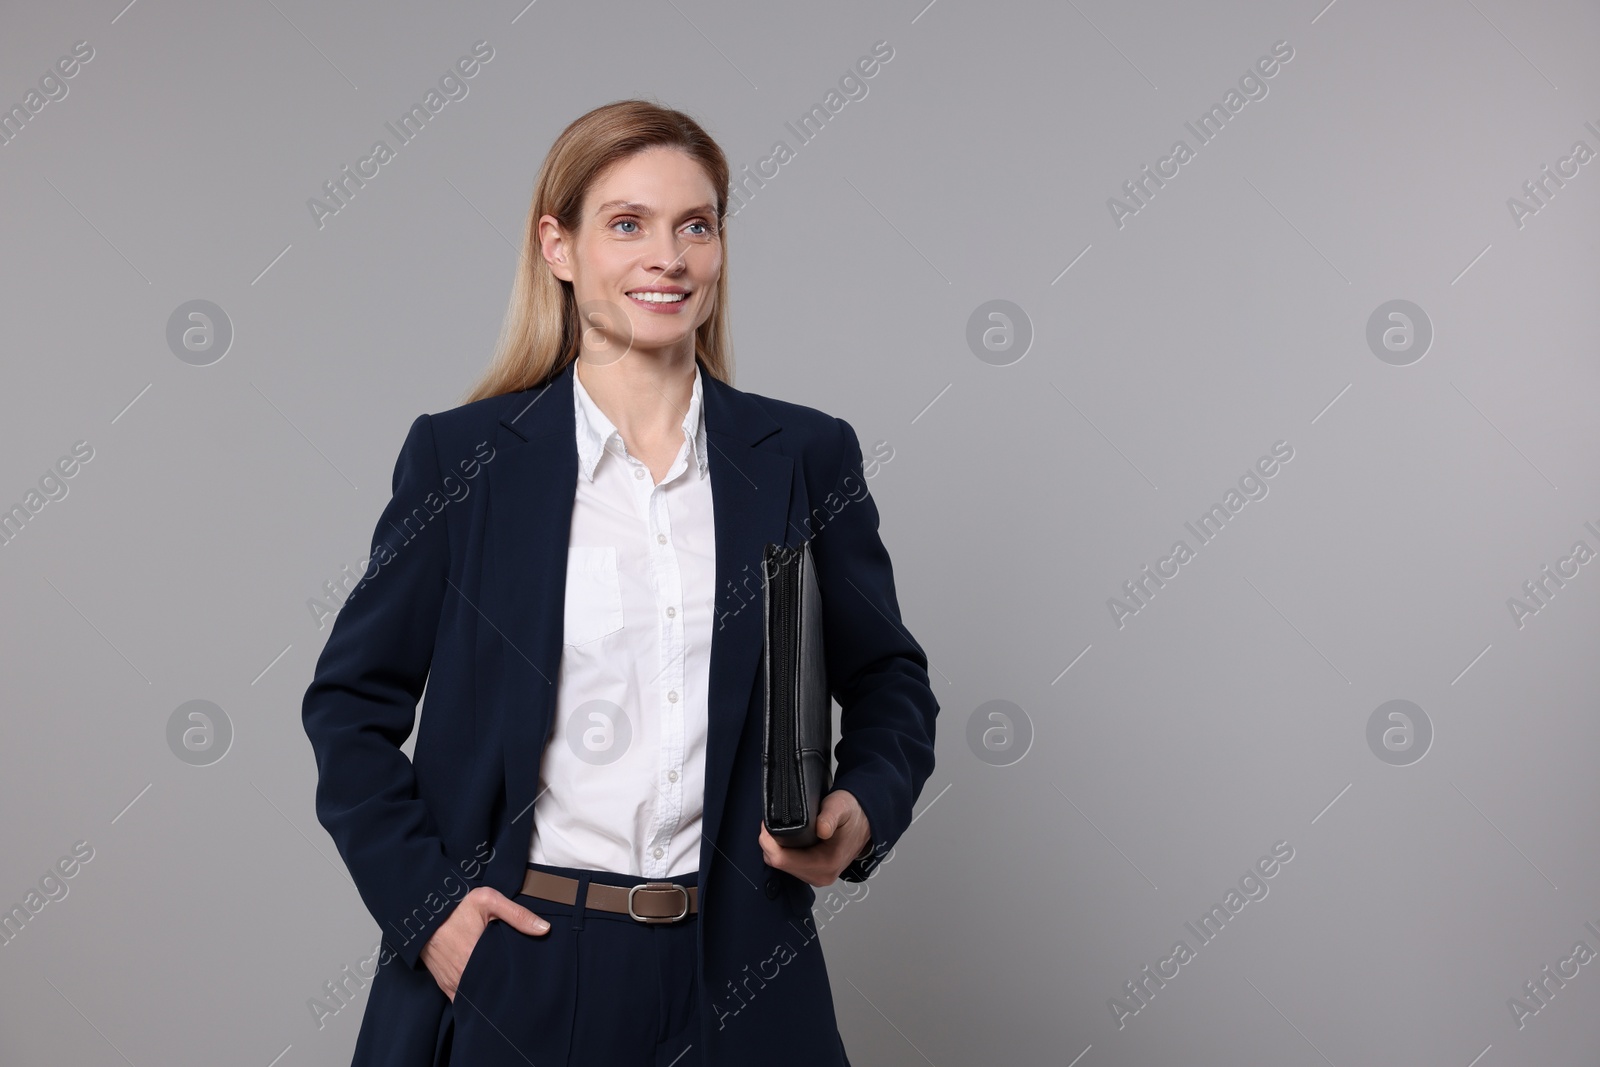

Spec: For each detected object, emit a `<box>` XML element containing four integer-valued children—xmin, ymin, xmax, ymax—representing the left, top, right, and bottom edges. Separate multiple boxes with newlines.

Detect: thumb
<box><xmin>484</xmin><ymin>892</ymin><xmax>551</xmax><ymax>935</ymax></box>
<box><xmin>817</xmin><ymin>794</ymin><xmax>851</xmax><ymax>839</ymax></box>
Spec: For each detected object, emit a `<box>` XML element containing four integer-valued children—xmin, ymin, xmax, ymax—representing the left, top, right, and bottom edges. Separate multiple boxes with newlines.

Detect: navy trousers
<box><xmin>435</xmin><ymin>861</ymin><xmax>702</xmax><ymax>1067</ymax></box>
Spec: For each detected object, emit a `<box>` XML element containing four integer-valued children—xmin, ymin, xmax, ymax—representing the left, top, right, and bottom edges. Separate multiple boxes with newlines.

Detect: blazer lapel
<box><xmin>481</xmin><ymin>359</ymin><xmax>794</xmax><ymax>879</ymax></box>
<box><xmin>484</xmin><ymin>363</ymin><xmax>577</xmax><ymax>834</ymax></box>
<box><xmin>697</xmin><ymin>369</ymin><xmax>791</xmax><ymax>880</ymax></box>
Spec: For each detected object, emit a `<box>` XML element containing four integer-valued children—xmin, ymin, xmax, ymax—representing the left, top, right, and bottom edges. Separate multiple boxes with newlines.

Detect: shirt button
<box><xmin>634</xmin><ymin>468</ymin><xmax>645</xmax><ymax>480</ymax></box>
<box><xmin>653</xmin><ymin>846</ymin><xmax>665</xmax><ymax>859</ymax></box>
<box><xmin>667</xmin><ymin>690</ymin><xmax>678</xmax><ymax>703</ymax></box>
<box><xmin>666</xmin><ymin>606</ymin><xmax>676</xmax><ymax>618</ymax></box>
<box><xmin>657</xmin><ymin>533</ymin><xmax>667</xmax><ymax>544</ymax></box>
<box><xmin>668</xmin><ymin>769</ymin><xmax>679</xmax><ymax>782</ymax></box>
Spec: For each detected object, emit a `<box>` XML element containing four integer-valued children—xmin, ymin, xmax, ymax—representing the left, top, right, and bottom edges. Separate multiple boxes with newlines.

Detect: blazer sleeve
<box><xmin>812</xmin><ymin>417</ymin><xmax>939</xmax><ymax>881</ymax></box>
<box><xmin>301</xmin><ymin>412</ymin><xmax>464</xmax><ymax>971</ymax></box>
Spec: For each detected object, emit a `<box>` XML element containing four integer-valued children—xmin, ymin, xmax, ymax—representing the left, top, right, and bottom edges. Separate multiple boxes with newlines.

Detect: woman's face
<box><xmin>541</xmin><ymin>146</ymin><xmax>722</xmax><ymax>364</ymax></box>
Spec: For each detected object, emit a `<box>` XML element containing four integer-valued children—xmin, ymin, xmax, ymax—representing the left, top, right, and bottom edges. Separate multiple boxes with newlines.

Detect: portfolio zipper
<box><xmin>770</xmin><ymin>547</ymin><xmax>805</xmax><ymax>827</ymax></box>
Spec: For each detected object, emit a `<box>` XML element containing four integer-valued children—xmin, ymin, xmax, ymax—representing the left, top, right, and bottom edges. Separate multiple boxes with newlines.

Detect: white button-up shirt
<box><xmin>527</xmin><ymin>362</ymin><xmax>716</xmax><ymax>878</ymax></box>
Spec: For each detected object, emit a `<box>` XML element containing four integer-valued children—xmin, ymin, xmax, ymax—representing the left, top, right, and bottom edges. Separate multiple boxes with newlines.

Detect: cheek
<box><xmin>694</xmin><ymin>257</ymin><xmax>721</xmax><ymax>309</ymax></box>
<box><xmin>573</xmin><ymin>242</ymin><xmax>628</xmax><ymax>287</ymax></box>
<box><xmin>696</xmin><ymin>246</ymin><xmax>723</xmax><ymax>282</ymax></box>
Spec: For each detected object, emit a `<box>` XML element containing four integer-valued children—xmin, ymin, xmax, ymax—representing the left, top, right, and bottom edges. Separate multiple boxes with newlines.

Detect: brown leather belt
<box><xmin>520</xmin><ymin>868</ymin><xmax>698</xmax><ymax>923</ymax></box>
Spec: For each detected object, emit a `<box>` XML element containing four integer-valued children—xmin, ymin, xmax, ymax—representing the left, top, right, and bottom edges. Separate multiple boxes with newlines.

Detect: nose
<box><xmin>647</xmin><ymin>231</ymin><xmax>692</xmax><ymax>274</ymax></box>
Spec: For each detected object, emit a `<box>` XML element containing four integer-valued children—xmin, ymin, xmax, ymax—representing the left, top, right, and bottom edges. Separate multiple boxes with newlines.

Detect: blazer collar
<box><xmin>497</xmin><ymin>356</ymin><xmax>780</xmax><ymax>451</ymax></box>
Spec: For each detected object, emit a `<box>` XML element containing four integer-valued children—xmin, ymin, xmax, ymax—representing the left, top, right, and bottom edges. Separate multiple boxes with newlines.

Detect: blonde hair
<box><xmin>461</xmin><ymin>99</ymin><xmax>734</xmax><ymax>404</ymax></box>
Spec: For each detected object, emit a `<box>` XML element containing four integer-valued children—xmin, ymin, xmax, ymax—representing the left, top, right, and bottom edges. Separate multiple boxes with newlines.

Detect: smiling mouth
<box><xmin>626</xmin><ymin>291</ymin><xmax>689</xmax><ymax>304</ymax></box>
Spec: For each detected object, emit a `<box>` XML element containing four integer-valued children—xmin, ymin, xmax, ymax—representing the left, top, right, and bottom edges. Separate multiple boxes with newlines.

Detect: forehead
<box><xmin>585</xmin><ymin>148</ymin><xmax>718</xmax><ymax>214</ymax></box>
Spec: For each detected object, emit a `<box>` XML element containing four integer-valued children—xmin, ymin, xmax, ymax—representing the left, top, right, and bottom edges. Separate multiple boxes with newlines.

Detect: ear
<box><xmin>538</xmin><ymin>215</ymin><xmax>574</xmax><ymax>282</ymax></box>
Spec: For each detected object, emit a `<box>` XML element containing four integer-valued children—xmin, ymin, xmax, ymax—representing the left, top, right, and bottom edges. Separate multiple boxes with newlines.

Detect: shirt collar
<box><xmin>573</xmin><ymin>362</ymin><xmax>708</xmax><ymax>483</ymax></box>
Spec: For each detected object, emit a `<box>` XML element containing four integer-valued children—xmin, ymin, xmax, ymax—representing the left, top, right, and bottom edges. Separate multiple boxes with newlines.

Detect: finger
<box><xmin>487</xmin><ymin>894</ymin><xmax>551</xmax><ymax>934</ymax></box>
<box><xmin>757</xmin><ymin>822</ymin><xmax>782</xmax><ymax>860</ymax></box>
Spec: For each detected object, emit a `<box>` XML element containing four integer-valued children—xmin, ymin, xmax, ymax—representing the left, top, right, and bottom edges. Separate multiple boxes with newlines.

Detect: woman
<box><xmin>301</xmin><ymin>99</ymin><xmax>938</xmax><ymax>1067</ymax></box>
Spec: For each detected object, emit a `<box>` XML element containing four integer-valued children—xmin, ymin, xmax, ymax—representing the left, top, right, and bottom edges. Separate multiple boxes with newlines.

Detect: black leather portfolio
<box><xmin>761</xmin><ymin>539</ymin><xmax>831</xmax><ymax>849</ymax></box>
<box><xmin>760</xmin><ymin>538</ymin><xmax>879</xmax><ymax>882</ymax></box>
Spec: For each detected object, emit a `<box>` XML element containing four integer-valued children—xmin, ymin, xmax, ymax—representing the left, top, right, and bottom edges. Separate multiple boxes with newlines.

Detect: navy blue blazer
<box><xmin>301</xmin><ymin>357</ymin><xmax>939</xmax><ymax>1066</ymax></box>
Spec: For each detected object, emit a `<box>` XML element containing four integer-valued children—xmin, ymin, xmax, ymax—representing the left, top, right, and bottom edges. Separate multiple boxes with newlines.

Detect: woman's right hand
<box><xmin>420</xmin><ymin>886</ymin><xmax>551</xmax><ymax>1002</ymax></box>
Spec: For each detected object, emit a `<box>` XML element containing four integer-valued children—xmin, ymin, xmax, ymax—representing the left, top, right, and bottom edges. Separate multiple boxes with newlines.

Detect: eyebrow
<box><xmin>594</xmin><ymin>200</ymin><xmax>718</xmax><ymax>219</ymax></box>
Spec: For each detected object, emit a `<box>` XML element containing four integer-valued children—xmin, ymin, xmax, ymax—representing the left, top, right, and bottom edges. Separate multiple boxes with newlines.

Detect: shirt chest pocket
<box><xmin>563</xmin><ymin>546</ymin><xmax>625</xmax><ymax>646</ymax></box>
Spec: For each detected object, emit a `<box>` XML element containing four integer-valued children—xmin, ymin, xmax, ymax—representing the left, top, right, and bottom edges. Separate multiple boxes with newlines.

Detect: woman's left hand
<box><xmin>758</xmin><ymin>789</ymin><xmax>873</xmax><ymax>887</ymax></box>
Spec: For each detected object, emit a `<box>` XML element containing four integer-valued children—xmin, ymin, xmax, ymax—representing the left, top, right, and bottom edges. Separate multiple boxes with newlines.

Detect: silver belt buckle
<box><xmin>627</xmin><ymin>882</ymin><xmax>689</xmax><ymax>923</ymax></box>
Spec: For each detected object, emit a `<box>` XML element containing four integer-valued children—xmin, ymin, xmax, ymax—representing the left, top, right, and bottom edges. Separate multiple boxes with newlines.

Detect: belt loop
<box><xmin>570</xmin><ymin>872</ymin><xmax>588</xmax><ymax>931</ymax></box>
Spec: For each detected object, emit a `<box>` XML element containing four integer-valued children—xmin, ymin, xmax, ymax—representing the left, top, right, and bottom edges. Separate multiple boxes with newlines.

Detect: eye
<box><xmin>612</xmin><ymin>218</ymin><xmax>640</xmax><ymax>234</ymax></box>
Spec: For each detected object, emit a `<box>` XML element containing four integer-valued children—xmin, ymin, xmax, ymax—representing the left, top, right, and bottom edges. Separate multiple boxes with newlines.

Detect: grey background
<box><xmin>2</xmin><ymin>0</ymin><xmax>1598</xmax><ymax>1063</ymax></box>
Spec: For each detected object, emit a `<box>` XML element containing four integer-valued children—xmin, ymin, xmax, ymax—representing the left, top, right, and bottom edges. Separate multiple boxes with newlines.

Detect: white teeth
<box><xmin>628</xmin><ymin>291</ymin><xmax>687</xmax><ymax>303</ymax></box>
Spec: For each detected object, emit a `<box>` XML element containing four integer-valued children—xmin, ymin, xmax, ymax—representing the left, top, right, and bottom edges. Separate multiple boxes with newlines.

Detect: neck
<box><xmin>573</xmin><ymin>349</ymin><xmax>697</xmax><ymax>446</ymax></box>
